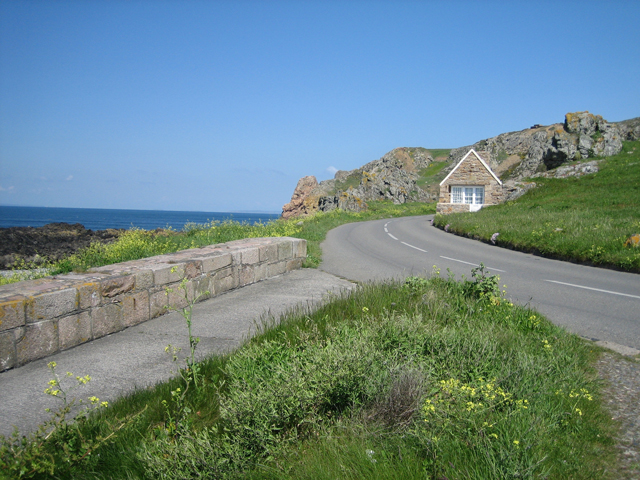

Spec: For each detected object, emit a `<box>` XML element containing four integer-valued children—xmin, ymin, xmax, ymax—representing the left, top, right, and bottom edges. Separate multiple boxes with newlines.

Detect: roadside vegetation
<box><xmin>2</xmin><ymin>145</ymin><xmax>633</xmax><ymax>478</ymax></box>
<box><xmin>1</xmin><ymin>268</ymin><xmax>619</xmax><ymax>479</ymax></box>
<box><xmin>0</xmin><ymin>201</ymin><xmax>435</xmax><ymax>286</ymax></box>
<box><xmin>433</xmin><ymin>141</ymin><xmax>640</xmax><ymax>272</ymax></box>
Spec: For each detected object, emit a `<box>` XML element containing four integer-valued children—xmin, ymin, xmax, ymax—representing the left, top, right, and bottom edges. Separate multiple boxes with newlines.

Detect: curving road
<box><xmin>320</xmin><ymin>215</ymin><xmax>640</xmax><ymax>351</ymax></box>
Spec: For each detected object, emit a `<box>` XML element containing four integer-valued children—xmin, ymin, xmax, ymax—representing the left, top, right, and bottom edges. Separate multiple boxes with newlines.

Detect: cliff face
<box><xmin>282</xmin><ymin>147</ymin><xmax>434</xmax><ymax>219</ymax></box>
<box><xmin>448</xmin><ymin>112</ymin><xmax>638</xmax><ymax>181</ymax></box>
<box><xmin>282</xmin><ymin>112</ymin><xmax>640</xmax><ymax>218</ymax></box>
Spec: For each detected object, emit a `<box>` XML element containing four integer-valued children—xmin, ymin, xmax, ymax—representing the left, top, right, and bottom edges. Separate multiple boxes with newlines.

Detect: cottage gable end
<box><xmin>436</xmin><ymin>149</ymin><xmax>504</xmax><ymax>214</ymax></box>
<box><xmin>440</xmin><ymin>149</ymin><xmax>502</xmax><ymax>187</ymax></box>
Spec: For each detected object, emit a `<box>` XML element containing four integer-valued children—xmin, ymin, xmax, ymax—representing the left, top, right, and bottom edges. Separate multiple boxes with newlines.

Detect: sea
<box><xmin>0</xmin><ymin>206</ymin><xmax>281</xmax><ymax>231</ymax></box>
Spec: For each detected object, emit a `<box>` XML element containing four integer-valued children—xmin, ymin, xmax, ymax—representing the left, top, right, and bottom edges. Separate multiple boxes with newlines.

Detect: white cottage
<box><xmin>437</xmin><ymin>149</ymin><xmax>503</xmax><ymax>214</ymax></box>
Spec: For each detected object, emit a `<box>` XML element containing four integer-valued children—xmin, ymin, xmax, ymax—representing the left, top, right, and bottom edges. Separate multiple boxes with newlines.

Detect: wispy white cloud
<box><xmin>327</xmin><ymin>166</ymin><xmax>338</xmax><ymax>175</ymax></box>
<box><xmin>66</xmin><ymin>175</ymin><xmax>74</xmax><ymax>181</ymax></box>
<box><xmin>0</xmin><ymin>185</ymin><xmax>15</xmax><ymax>192</ymax></box>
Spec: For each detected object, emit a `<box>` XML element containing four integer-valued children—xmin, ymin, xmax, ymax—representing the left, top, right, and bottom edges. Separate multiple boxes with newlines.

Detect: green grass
<box><xmin>417</xmin><ymin>160</ymin><xmax>449</xmax><ymax>189</ymax></box>
<box><xmin>426</xmin><ymin>148</ymin><xmax>451</xmax><ymax>158</ymax></box>
<box><xmin>0</xmin><ymin>201</ymin><xmax>435</xmax><ymax>285</ymax></box>
<box><xmin>2</xmin><ymin>272</ymin><xmax>619</xmax><ymax>479</ymax></box>
<box><xmin>434</xmin><ymin>141</ymin><xmax>640</xmax><ymax>272</ymax></box>
<box><xmin>334</xmin><ymin>171</ymin><xmax>363</xmax><ymax>193</ymax></box>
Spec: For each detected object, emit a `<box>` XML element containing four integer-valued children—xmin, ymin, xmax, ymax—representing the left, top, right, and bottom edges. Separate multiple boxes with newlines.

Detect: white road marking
<box><xmin>401</xmin><ymin>242</ymin><xmax>428</xmax><ymax>253</ymax></box>
<box><xmin>382</xmin><ymin>220</ymin><xmax>426</xmax><ymax>252</ymax></box>
<box><xmin>543</xmin><ymin>280</ymin><xmax>640</xmax><ymax>300</ymax></box>
<box><xmin>439</xmin><ymin>256</ymin><xmax>506</xmax><ymax>273</ymax></box>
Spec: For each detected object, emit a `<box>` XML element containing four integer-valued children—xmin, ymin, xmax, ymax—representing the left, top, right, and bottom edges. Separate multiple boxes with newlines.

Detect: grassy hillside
<box><xmin>434</xmin><ymin>141</ymin><xmax>640</xmax><ymax>272</ymax></box>
<box><xmin>416</xmin><ymin>149</ymin><xmax>452</xmax><ymax>198</ymax></box>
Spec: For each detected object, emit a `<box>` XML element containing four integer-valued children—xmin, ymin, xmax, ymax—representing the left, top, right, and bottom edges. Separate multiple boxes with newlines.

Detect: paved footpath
<box><xmin>0</xmin><ymin>269</ymin><xmax>354</xmax><ymax>437</ymax></box>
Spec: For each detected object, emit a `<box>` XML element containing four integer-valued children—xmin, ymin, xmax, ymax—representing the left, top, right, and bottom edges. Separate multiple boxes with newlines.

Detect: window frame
<box><xmin>451</xmin><ymin>185</ymin><xmax>485</xmax><ymax>205</ymax></box>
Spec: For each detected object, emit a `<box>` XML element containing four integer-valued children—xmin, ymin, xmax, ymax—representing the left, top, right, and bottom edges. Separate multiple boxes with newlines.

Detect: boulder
<box><xmin>317</xmin><ymin>192</ymin><xmax>368</xmax><ymax>213</ymax></box>
<box><xmin>564</xmin><ymin>111</ymin><xmax>604</xmax><ymax>136</ymax></box>
<box><xmin>599</xmin><ymin>123</ymin><xmax>623</xmax><ymax>156</ymax></box>
<box><xmin>578</xmin><ymin>134</ymin><xmax>593</xmax><ymax>158</ymax></box>
<box><xmin>531</xmin><ymin>160</ymin><xmax>600</xmax><ymax>179</ymax></box>
<box><xmin>502</xmin><ymin>181</ymin><xmax>537</xmax><ymax>202</ymax></box>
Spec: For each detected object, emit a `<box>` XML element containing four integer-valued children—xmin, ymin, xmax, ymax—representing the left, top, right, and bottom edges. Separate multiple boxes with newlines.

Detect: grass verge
<box><xmin>433</xmin><ymin>141</ymin><xmax>640</xmax><ymax>272</ymax></box>
<box><xmin>1</xmin><ymin>269</ymin><xmax>619</xmax><ymax>479</ymax></box>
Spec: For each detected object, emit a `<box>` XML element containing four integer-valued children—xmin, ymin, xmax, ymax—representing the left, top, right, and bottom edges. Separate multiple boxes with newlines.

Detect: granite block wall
<box><xmin>0</xmin><ymin>237</ymin><xmax>306</xmax><ymax>371</ymax></box>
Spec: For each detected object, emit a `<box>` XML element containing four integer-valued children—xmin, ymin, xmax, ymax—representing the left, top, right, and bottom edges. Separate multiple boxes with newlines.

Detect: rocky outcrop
<box><xmin>502</xmin><ymin>181</ymin><xmax>537</xmax><ymax>202</ymax></box>
<box><xmin>281</xmin><ymin>176</ymin><xmax>320</xmax><ymax>220</ymax></box>
<box><xmin>502</xmin><ymin>159</ymin><xmax>601</xmax><ymax>203</ymax></box>
<box><xmin>282</xmin><ymin>112</ymin><xmax>638</xmax><ymax>218</ymax></box>
<box><xmin>531</xmin><ymin>160</ymin><xmax>600</xmax><ymax>179</ymax></box>
<box><xmin>448</xmin><ymin>112</ymin><xmax>634</xmax><ymax>182</ymax></box>
<box><xmin>0</xmin><ymin>223</ymin><xmax>123</xmax><ymax>269</ymax></box>
<box><xmin>282</xmin><ymin>147</ymin><xmax>434</xmax><ymax>218</ymax></box>
<box><xmin>616</xmin><ymin>117</ymin><xmax>640</xmax><ymax>141</ymax></box>
<box><xmin>345</xmin><ymin>148</ymin><xmax>433</xmax><ymax>205</ymax></box>
<box><xmin>317</xmin><ymin>191</ymin><xmax>368</xmax><ymax>213</ymax></box>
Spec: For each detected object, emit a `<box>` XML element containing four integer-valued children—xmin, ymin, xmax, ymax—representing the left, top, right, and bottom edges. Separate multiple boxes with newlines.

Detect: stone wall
<box><xmin>435</xmin><ymin>203</ymin><xmax>473</xmax><ymax>215</ymax></box>
<box><xmin>0</xmin><ymin>237</ymin><xmax>306</xmax><ymax>371</ymax></box>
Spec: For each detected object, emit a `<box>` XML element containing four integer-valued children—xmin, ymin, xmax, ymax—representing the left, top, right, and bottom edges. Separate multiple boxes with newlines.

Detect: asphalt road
<box><xmin>319</xmin><ymin>215</ymin><xmax>640</xmax><ymax>351</ymax></box>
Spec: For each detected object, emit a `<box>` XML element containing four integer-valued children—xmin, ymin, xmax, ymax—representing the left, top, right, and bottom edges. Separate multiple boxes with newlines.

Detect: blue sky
<box><xmin>1</xmin><ymin>0</ymin><xmax>639</xmax><ymax>213</ymax></box>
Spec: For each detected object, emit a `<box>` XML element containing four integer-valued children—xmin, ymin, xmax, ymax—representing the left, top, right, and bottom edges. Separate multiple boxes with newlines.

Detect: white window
<box><xmin>451</xmin><ymin>186</ymin><xmax>463</xmax><ymax>203</ymax></box>
<box><xmin>451</xmin><ymin>186</ymin><xmax>484</xmax><ymax>205</ymax></box>
<box><xmin>464</xmin><ymin>187</ymin><xmax>474</xmax><ymax>204</ymax></box>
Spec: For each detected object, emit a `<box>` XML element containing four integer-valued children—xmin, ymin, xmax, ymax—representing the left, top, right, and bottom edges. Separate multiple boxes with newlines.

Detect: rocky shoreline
<box><xmin>0</xmin><ymin>222</ymin><xmax>123</xmax><ymax>270</ymax></box>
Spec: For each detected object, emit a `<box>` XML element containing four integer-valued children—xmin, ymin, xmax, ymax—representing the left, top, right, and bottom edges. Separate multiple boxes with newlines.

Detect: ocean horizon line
<box><xmin>0</xmin><ymin>204</ymin><xmax>281</xmax><ymax>215</ymax></box>
<box><xmin>0</xmin><ymin>206</ymin><xmax>282</xmax><ymax>231</ymax></box>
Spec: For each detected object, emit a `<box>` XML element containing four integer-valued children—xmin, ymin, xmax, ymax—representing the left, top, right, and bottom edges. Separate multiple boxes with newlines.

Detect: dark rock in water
<box><xmin>0</xmin><ymin>222</ymin><xmax>123</xmax><ymax>269</ymax></box>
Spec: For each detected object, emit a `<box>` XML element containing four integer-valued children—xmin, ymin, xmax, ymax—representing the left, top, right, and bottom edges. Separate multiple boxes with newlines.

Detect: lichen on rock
<box><xmin>448</xmin><ymin>111</ymin><xmax>633</xmax><ymax>182</ymax></box>
<box><xmin>281</xmin><ymin>147</ymin><xmax>434</xmax><ymax>218</ymax></box>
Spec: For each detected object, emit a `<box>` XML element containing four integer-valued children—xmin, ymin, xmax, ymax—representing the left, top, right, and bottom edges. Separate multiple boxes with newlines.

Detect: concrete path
<box><xmin>0</xmin><ymin>269</ymin><xmax>354</xmax><ymax>437</ymax></box>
